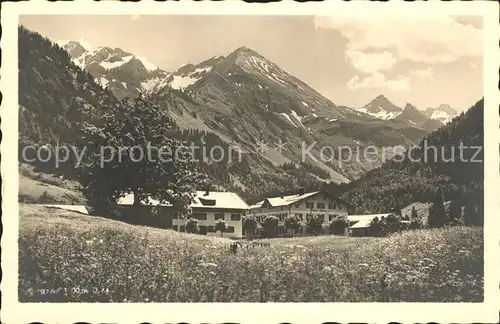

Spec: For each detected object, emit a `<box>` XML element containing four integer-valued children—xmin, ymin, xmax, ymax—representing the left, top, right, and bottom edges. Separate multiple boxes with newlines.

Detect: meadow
<box><xmin>19</xmin><ymin>204</ymin><xmax>483</xmax><ymax>302</ymax></box>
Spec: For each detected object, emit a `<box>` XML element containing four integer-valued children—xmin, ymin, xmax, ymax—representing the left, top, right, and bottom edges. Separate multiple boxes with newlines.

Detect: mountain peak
<box><xmin>234</xmin><ymin>46</ymin><xmax>258</xmax><ymax>54</ymax></box>
<box><xmin>436</xmin><ymin>104</ymin><xmax>457</xmax><ymax>115</ymax></box>
<box><xmin>423</xmin><ymin>103</ymin><xmax>457</xmax><ymax>125</ymax></box>
<box><xmin>60</xmin><ymin>40</ymin><xmax>87</xmax><ymax>58</ymax></box>
<box><xmin>357</xmin><ymin>95</ymin><xmax>402</xmax><ymax>120</ymax></box>
<box><xmin>404</xmin><ymin>103</ymin><xmax>418</xmax><ymax>111</ymax></box>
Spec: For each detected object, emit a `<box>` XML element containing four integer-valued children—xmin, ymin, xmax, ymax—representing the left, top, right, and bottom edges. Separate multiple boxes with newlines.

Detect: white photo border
<box><xmin>1</xmin><ymin>1</ymin><xmax>499</xmax><ymax>323</ymax></box>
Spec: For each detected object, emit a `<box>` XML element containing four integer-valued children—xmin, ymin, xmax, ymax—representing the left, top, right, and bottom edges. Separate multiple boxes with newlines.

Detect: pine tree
<box><xmin>409</xmin><ymin>206</ymin><xmax>422</xmax><ymax>229</ymax></box>
<box><xmin>464</xmin><ymin>190</ymin><xmax>478</xmax><ymax>226</ymax></box>
<box><xmin>449</xmin><ymin>190</ymin><xmax>464</xmax><ymax>225</ymax></box>
<box><xmin>428</xmin><ymin>188</ymin><xmax>447</xmax><ymax>228</ymax></box>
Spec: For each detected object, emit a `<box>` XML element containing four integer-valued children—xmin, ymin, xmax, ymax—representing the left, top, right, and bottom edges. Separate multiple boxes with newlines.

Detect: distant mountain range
<box><xmin>19</xmin><ymin>27</ymin><xmax>468</xmax><ymax>202</ymax></box>
<box><xmin>424</xmin><ymin>104</ymin><xmax>458</xmax><ymax>124</ymax></box>
<box><xmin>329</xmin><ymin>98</ymin><xmax>483</xmax><ymax>215</ymax></box>
<box><xmin>354</xmin><ymin>94</ymin><xmax>458</xmax><ymax>131</ymax></box>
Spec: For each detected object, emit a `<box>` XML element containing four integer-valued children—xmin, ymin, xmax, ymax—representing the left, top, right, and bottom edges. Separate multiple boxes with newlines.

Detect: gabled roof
<box><xmin>251</xmin><ymin>190</ymin><xmax>351</xmax><ymax>209</ymax></box>
<box><xmin>249</xmin><ymin>200</ymin><xmax>265</xmax><ymax>210</ymax></box>
<box><xmin>191</xmin><ymin>191</ymin><xmax>249</xmax><ymax>210</ymax></box>
<box><xmin>349</xmin><ymin>218</ymin><xmax>373</xmax><ymax>229</ymax></box>
<box><xmin>117</xmin><ymin>191</ymin><xmax>249</xmax><ymax>210</ymax></box>
<box><xmin>264</xmin><ymin>191</ymin><xmax>320</xmax><ymax>208</ymax></box>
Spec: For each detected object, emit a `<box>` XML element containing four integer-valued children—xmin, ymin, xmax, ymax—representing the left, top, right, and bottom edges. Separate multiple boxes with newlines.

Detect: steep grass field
<box><xmin>18</xmin><ymin>164</ymin><xmax>86</xmax><ymax>205</ymax></box>
<box><xmin>19</xmin><ymin>204</ymin><xmax>483</xmax><ymax>302</ymax></box>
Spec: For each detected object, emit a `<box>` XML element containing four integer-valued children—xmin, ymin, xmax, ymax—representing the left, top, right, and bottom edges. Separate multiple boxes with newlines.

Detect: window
<box><xmin>226</xmin><ymin>226</ymin><xmax>235</xmax><ymax>233</ymax></box>
<box><xmin>173</xmin><ymin>225</ymin><xmax>178</xmax><ymax>231</ymax></box>
<box><xmin>329</xmin><ymin>214</ymin><xmax>335</xmax><ymax>222</ymax></box>
<box><xmin>180</xmin><ymin>225</ymin><xmax>185</xmax><ymax>232</ymax></box>
<box><xmin>306</xmin><ymin>202</ymin><xmax>314</xmax><ymax>209</ymax></box>
<box><xmin>199</xmin><ymin>226</ymin><xmax>207</xmax><ymax>235</ymax></box>
<box><xmin>317</xmin><ymin>203</ymin><xmax>325</xmax><ymax>209</ymax></box>
<box><xmin>328</xmin><ymin>202</ymin><xmax>336</xmax><ymax>210</ymax></box>
<box><xmin>215</xmin><ymin>213</ymin><xmax>224</xmax><ymax>220</ymax></box>
<box><xmin>295</xmin><ymin>213</ymin><xmax>303</xmax><ymax>221</ymax></box>
<box><xmin>231</xmin><ymin>213</ymin><xmax>241</xmax><ymax>221</ymax></box>
<box><xmin>207</xmin><ymin>226</ymin><xmax>215</xmax><ymax>232</ymax></box>
<box><xmin>172</xmin><ymin>211</ymin><xmax>179</xmax><ymax>219</ymax></box>
<box><xmin>193</xmin><ymin>213</ymin><xmax>207</xmax><ymax>220</ymax></box>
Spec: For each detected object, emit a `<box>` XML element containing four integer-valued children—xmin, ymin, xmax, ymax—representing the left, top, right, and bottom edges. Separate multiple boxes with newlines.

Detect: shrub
<box><xmin>284</xmin><ymin>215</ymin><xmax>301</xmax><ymax>236</ymax></box>
<box><xmin>261</xmin><ymin>215</ymin><xmax>279</xmax><ymax>238</ymax></box>
<box><xmin>185</xmin><ymin>218</ymin><xmax>199</xmax><ymax>234</ymax></box>
<box><xmin>329</xmin><ymin>215</ymin><xmax>348</xmax><ymax>235</ymax></box>
<box><xmin>214</xmin><ymin>219</ymin><xmax>227</xmax><ymax>236</ymax></box>
<box><xmin>306</xmin><ymin>215</ymin><xmax>323</xmax><ymax>235</ymax></box>
<box><xmin>243</xmin><ymin>215</ymin><xmax>258</xmax><ymax>238</ymax></box>
<box><xmin>369</xmin><ymin>214</ymin><xmax>404</xmax><ymax>237</ymax></box>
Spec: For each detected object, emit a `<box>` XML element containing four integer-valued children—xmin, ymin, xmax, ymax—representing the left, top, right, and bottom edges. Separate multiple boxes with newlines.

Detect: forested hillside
<box><xmin>17</xmin><ymin>26</ymin><xmax>324</xmax><ymax>203</ymax></box>
<box><xmin>327</xmin><ymin>99</ymin><xmax>483</xmax><ymax>222</ymax></box>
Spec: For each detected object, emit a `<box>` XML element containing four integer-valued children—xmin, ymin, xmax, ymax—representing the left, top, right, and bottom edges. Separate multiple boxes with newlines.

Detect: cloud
<box><xmin>345</xmin><ymin>50</ymin><xmax>397</xmax><ymax>74</ymax></box>
<box><xmin>347</xmin><ymin>72</ymin><xmax>410</xmax><ymax>91</ymax></box>
<box><xmin>314</xmin><ymin>15</ymin><xmax>483</xmax><ymax>63</ymax></box>
<box><xmin>131</xmin><ymin>15</ymin><xmax>140</xmax><ymax>21</ymax></box>
<box><xmin>386</xmin><ymin>76</ymin><xmax>411</xmax><ymax>91</ymax></box>
<box><xmin>469</xmin><ymin>62</ymin><xmax>478</xmax><ymax>69</ymax></box>
<box><xmin>409</xmin><ymin>67</ymin><xmax>435</xmax><ymax>82</ymax></box>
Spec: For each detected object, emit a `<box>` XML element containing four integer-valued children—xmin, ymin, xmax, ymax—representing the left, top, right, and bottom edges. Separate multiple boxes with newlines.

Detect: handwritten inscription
<box><xmin>25</xmin><ymin>286</ymin><xmax>110</xmax><ymax>296</ymax></box>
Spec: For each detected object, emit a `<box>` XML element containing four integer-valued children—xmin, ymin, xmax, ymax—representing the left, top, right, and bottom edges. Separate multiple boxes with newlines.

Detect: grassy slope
<box><xmin>19</xmin><ymin>204</ymin><xmax>483</xmax><ymax>302</ymax></box>
<box><xmin>18</xmin><ymin>164</ymin><xmax>86</xmax><ymax>205</ymax></box>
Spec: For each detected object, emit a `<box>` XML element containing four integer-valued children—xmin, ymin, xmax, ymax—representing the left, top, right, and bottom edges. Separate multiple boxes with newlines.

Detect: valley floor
<box><xmin>18</xmin><ymin>204</ymin><xmax>483</xmax><ymax>302</ymax></box>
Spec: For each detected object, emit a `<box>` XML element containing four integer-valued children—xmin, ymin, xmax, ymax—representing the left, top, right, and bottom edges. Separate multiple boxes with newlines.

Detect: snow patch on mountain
<box><xmin>424</xmin><ymin>104</ymin><xmax>457</xmax><ymax>125</ymax></box>
<box><xmin>170</xmin><ymin>75</ymin><xmax>200</xmax><ymax>90</ymax></box>
<box><xmin>168</xmin><ymin>66</ymin><xmax>213</xmax><ymax>90</ymax></box>
<box><xmin>279</xmin><ymin>113</ymin><xmax>298</xmax><ymax>128</ymax></box>
<box><xmin>141</xmin><ymin>76</ymin><xmax>168</xmax><ymax>92</ymax></box>
<box><xmin>289</xmin><ymin>110</ymin><xmax>313</xmax><ymax>134</ymax></box>
<box><xmin>97</xmin><ymin>77</ymin><xmax>110</xmax><ymax>87</ymax></box>
<box><xmin>357</xmin><ymin>106</ymin><xmax>402</xmax><ymax>120</ymax></box>
<box><xmin>430</xmin><ymin>110</ymin><xmax>453</xmax><ymax>124</ymax></box>
<box><xmin>100</xmin><ymin>55</ymin><xmax>134</xmax><ymax>70</ymax></box>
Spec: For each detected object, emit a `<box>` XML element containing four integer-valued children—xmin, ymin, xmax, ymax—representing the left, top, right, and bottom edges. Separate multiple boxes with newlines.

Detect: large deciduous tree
<box><xmin>77</xmin><ymin>95</ymin><xmax>203</xmax><ymax>214</ymax></box>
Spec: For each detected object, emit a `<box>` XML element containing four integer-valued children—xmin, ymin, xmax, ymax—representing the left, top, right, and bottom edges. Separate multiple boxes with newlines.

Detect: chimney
<box><xmin>280</xmin><ymin>191</ymin><xmax>284</xmax><ymax>199</ymax></box>
<box><xmin>298</xmin><ymin>187</ymin><xmax>305</xmax><ymax>196</ymax></box>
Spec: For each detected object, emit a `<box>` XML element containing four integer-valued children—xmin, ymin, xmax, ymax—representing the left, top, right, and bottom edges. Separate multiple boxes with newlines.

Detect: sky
<box><xmin>19</xmin><ymin>15</ymin><xmax>483</xmax><ymax>111</ymax></box>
